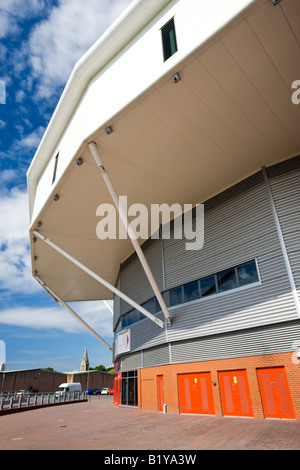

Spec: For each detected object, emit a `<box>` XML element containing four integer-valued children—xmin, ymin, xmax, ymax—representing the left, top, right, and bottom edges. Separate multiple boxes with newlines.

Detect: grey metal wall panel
<box><xmin>115</xmin><ymin>158</ymin><xmax>300</xmax><ymax>352</ymax></box>
<box><xmin>119</xmin><ymin>239</ymin><xmax>163</xmax><ymax>315</ymax></box>
<box><xmin>170</xmin><ymin>320</ymin><xmax>300</xmax><ymax>364</ymax></box>
<box><xmin>143</xmin><ymin>344</ymin><xmax>169</xmax><ymax>368</ymax></box>
<box><xmin>166</xmin><ymin>289</ymin><xmax>296</xmax><ymax>344</ymax></box>
<box><xmin>163</xmin><ymin>183</ymin><xmax>278</xmax><ymax>289</ymax></box>
<box><xmin>131</xmin><ymin>313</ymin><xmax>166</xmax><ymax>350</ymax></box>
<box><xmin>118</xmin><ymin>320</ymin><xmax>300</xmax><ymax>369</ymax></box>
<box><xmin>113</xmin><ymin>273</ymin><xmax>121</xmax><ymax>329</ymax></box>
<box><xmin>121</xmin><ymin>351</ymin><xmax>142</xmax><ymax>372</ymax></box>
<box><xmin>269</xmin><ymin>167</ymin><xmax>300</xmax><ymax>292</ymax></box>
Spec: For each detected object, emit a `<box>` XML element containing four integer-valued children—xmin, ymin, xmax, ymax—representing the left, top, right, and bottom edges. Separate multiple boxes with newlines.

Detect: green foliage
<box><xmin>89</xmin><ymin>365</ymin><xmax>114</xmax><ymax>373</ymax></box>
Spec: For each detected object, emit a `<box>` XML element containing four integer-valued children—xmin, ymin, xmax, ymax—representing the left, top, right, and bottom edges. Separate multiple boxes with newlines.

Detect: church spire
<box><xmin>80</xmin><ymin>347</ymin><xmax>89</xmax><ymax>371</ymax></box>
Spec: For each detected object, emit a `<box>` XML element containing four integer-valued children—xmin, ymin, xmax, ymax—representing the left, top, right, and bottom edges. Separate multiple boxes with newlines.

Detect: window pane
<box><xmin>127</xmin><ymin>311</ymin><xmax>134</xmax><ymax>326</ymax></box>
<box><xmin>147</xmin><ymin>298</ymin><xmax>156</xmax><ymax>313</ymax></box>
<box><xmin>52</xmin><ymin>152</ymin><xmax>59</xmax><ymax>184</ymax></box>
<box><xmin>237</xmin><ymin>261</ymin><xmax>259</xmax><ymax>286</ymax></box>
<box><xmin>183</xmin><ymin>281</ymin><xmax>200</xmax><ymax>302</ymax></box>
<box><xmin>217</xmin><ymin>268</ymin><xmax>237</xmax><ymax>292</ymax></box>
<box><xmin>169</xmin><ymin>286</ymin><xmax>183</xmax><ymax>306</ymax></box>
<box><xmin>133</xmin><ymin>309</ymin><xmax>142</xmax><ymax>323</ymax></box>
<box><xmin>200</xmin><ymin>276</ymin><xmax>216</xmax><ymax>297</ymax></box>
<box><xmin>121</xmin><ymin>315</ymin><xmax>128</xmax><ymax>328</ymax></box>
<box><xmin>163</xmin><ymin>291</ymin><xmax>170</xmax><ymax>307</ymax></box>
<box><xmin>121</xmin><ymin>377</ymin><xmax>128</xmax><ymax>405</ymax></box>
<box><xmin>153</xmin><ymin>297</ymin><xmax>160</xmax><ymax>313</ymax></box>
<box><xmin>121</xmin><ymin>372</ymin><xmax>138</xmax><ymax>407</ymax></box>
<box><xmin>162</xmin><ymin>18</ymin><xmax>178</xmax><ymax>61</ymax></box>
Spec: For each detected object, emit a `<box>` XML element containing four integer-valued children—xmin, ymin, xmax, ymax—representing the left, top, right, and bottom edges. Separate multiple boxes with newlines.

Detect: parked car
<box><xmin>84</xmin><ymin>388</ymin><xmax>96</xmax><ymax>395</ymax></box>
<box><xmin>16</xmin><ymin>390</ymin><xmax>30</xmax><ymax>397</ymax></box>
<box><xmin>100</xmin><ymin>388</ymin><xmax>110</xmax><ymax>395</ymax></box>
<box><xmin>109</xmin><ymin>389</ymin><xmax>114</xmax><ymax>395</ymax></box>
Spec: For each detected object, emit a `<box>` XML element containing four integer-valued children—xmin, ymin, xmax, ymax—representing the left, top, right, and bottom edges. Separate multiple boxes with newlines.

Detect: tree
<box><xmin>89</xmin><ymin>365</ymin><xmax>114</xmax><ymax>373</ymax></box>
<box><xmin>91</xmin><ymin>365</ymin><xmax>106</xmax><ymax>371</ymax></box>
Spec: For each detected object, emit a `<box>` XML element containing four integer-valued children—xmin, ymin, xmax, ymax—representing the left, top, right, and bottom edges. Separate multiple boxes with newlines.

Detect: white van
<box><xmin>55</xmin><ymin>382</ymin><xmax>82</xmax><ymax>396</ymax></box>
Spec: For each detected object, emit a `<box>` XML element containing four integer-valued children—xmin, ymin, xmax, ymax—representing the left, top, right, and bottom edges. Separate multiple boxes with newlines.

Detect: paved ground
<box><xmin>0</xmin><ymin>396</ymin><xmax>299</xmax><ymax>451</ymax></box>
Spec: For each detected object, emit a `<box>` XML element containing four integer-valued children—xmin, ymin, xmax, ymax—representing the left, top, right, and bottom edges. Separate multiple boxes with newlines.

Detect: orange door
<box><xmin>219</xmin><ymin>370</ymin><xmax>253</xmax><ymax>417</ymax></box>
<box><xmin>114</xmin><ymin>373</ymin><xmax>121</xmax><ymax>406</ymax></box>
<box><xmin>257</xmin><ymin>367</ymin><xmax>295</xmax><ymax>419</ymax></box>
<box><xmin>157</xmin><ymin>376</ymin><xmax>164</xmax><ymax>412</ymax></box>
<box><xmin>178</xmin><ymin>372</ymin><xmax>215</xmax><ymax>415</ymax></box>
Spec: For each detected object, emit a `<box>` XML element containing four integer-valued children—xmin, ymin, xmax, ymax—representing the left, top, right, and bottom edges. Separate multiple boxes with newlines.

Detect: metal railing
<box><xmin>0</xmin><ymin>391</ymin><xmax>87</xmax><ymax>411</ymax></box>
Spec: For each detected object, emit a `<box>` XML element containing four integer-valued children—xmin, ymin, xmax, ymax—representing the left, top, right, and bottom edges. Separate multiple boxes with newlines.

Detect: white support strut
<box><xmin>35</xmin><ymin>275</ymin><xmax>113</xmax><ymax>351</ymax></box>
<box><xmin>88</xmin><ymin>141</ymin><xmax>171</xmax><ymax>326</ymax></box>
<box><xmin>33</xmin><ymin>230</ymin><xmax>164</xmax><ymax>329</ymax></box>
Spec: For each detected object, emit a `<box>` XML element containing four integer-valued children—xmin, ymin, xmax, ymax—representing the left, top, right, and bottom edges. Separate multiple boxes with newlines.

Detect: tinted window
<box><xmin>237</xmin><ymin>261</ymin><xmax>259</xmax><ymax>286</ymax></box>
<box><xmin>162</xmin><ymin>18</ymin><xmax>178</xmax><ymax>61</ymax></box>
<box><xmin>217</xmin><ymin>268</ymin><xmax>237</xmax><ymax>292</ymax></box>
<box><xmin>200</xmin><ymin>276</ymin><xmax>216</xmax><ymax>297</ymax></box>
<box><xmin>169</xmin><ymin>286</ymin><xmax>183</xmax><ymax>306</ymax></box>
<box><xmin>183</xmin><ymin>281</ymin><xmax>200</xmax><ymax>302</ymax></box>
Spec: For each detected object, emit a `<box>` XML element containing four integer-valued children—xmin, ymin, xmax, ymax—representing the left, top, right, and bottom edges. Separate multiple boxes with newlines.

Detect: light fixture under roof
<box><xmin>172</xmin><ymin>72</ymin><xmax>181</xmax><ymax>83</ymax></box>
<box><xmin>105</xmin><ymin>126</ymin><xmax>113</xmax><ymax>135</ymax></box>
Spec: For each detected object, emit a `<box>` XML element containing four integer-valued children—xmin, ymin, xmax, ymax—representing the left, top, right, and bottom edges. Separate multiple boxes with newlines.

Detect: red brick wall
<box><xmin>70</xmin><ymin>372</ymin><xmax>114</xmax><ymax>390</ymax></box>
<box><xmin>1</xmin><ymin>369</ymin><xmax>114</xmax><ymax>393</ymax></box>
<box><xmin>1</xmin><ymin>369</ymin><xmax>66</xmax><ymax>393</ymax></box>
<box><xmin>138</xmin><ymin>352</ymin><xmax>300</xmax><ymax>420</ymax></box>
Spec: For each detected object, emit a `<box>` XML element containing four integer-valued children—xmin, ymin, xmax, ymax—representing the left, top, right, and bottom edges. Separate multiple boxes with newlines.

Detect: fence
<box><xmin>0</xmin><ymin>391</ymin><xmax>87</xmax><ymax>412</ymax></box>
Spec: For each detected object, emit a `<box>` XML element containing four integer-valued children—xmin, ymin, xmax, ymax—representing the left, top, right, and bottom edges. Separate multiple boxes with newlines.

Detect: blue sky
<box><xmin>0</xmin><ymin>0</ymin><xmax>132</xmax><ymax>372</ymax></box>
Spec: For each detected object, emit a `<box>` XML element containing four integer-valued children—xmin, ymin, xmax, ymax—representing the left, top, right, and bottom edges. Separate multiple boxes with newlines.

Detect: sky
<box><xmin>0</xmin><ymin>0</ymin><xmax>133</xmax><ymax>373</ymax></box>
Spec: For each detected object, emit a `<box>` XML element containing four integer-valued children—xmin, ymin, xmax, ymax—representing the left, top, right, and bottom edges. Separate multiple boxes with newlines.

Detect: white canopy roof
<box><xmin>28</xmin><ymin>0</ymin><xmax>300</xmax><ymax>303</ymax></box>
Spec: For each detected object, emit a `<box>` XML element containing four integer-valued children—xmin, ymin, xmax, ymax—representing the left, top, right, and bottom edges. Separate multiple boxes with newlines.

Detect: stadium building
<box><xmin>27</xmin><ymin>0</ymin><xmax>300</xmax><ymax>419</ymax></box>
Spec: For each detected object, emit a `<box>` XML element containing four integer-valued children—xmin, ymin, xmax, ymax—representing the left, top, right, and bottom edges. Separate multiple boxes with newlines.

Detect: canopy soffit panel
<box><xmin>30</xmin><ymin>0</ymin><xmax>300</xmax><ymax>302</ymax></box>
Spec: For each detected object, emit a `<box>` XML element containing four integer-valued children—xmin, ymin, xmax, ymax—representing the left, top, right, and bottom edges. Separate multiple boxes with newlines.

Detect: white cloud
<box><xmin>0</xmin><ymin>186</ymin><xmax>37</xmax><ymax>295</ymax></box>
<box><xmin>0</xmin><ymin>126</ymin><xmax>45</xmax><ymax>163</ymax></box>
<box><xmin>0</xmin><ymin>186</ymin><xmax>29</xmax><ymax>240</ymax></box>
<box><xmin>0</xmin><ymin>300</ymin><xmax>113</xmax><ymax>336</ymax></box>
<box><xmin>15</xmin><ymin>89</ymin><xmax>25</xmax><ymax>103</ymax></box>
<box><xmin>0</xmin><ymin>340</ymin><xmax>5</xmax><ymax>362</ymax></box>
<box><xmin>28</xmin><ymin>0</ymin><xmax>132</xmax><ymax>97</ymax></box>
<box><xmin>0</xmin><ymin>9</ymin><xmax>20</xmax><ymax>38</ymax></box>
<box><xmin>18</xmin><ymin>126</ymin><xmax>45</xmax><ymax>149</ymax></box>
<box><xmin>1</xmin><ymin>0</ymin><xmax>51</xmax><ymax>21</ymax></box>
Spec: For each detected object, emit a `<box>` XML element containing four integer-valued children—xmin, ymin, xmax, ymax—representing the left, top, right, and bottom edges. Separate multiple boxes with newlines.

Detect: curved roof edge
<box><xmin>27</xmin><ymin>0</ymin><xmax>258</xmax><ymax>219</ymax></box>
<box><xmin>26</xmin><ymin>0</ymin><xmax>172</xmax><ymax>216</ymax></box>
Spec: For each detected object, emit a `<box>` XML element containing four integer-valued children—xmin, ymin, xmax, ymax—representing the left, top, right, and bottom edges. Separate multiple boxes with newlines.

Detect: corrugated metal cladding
<box><xmin>119</xmin><ymin>320</ymin><xmax>300</xmax><ymax>371</ymax></box>
<box><xmin>121</xmin><ymin>351</ymin><xmax>142</xmax><ymax>371</ymax></box>
<box><xmin>119</xmin><ymin>239</ymin><xmax>164</xmax><ymax>316</ymax></box>
<box><xmin>267</xmin><ymin>158</ymin><xmax>300</xmax><ymax>294</ymax></box>
<box><xmin>114</xmin><ymin>156</ymin><xmax>300</xmax><ymax>358</ymax></box>
<box><xmin>113</xmin><ymin>275</ymin><xmax>121</xmax><ymax>327</ymax></box>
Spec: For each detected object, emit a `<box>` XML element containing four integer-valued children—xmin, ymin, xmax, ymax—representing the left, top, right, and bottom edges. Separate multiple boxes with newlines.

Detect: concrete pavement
<box><xmin>0</xmin><ymin>396</ymin><xmax>299</xmax><ymax>451</ymax></box>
